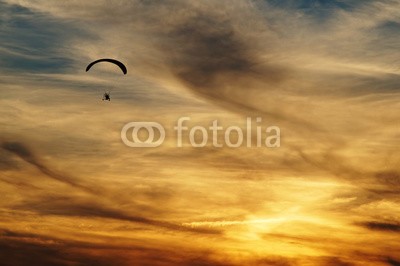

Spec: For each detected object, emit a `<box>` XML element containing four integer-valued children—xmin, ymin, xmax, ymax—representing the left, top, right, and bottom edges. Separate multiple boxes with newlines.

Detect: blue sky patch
<box><xmin>0</xmin><ymin>1</ymin><xmax>87</xmax><ymax>74</ymax></box>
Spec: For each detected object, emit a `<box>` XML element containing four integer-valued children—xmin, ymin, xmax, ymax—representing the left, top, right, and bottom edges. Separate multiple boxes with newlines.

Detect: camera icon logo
<box><xmin>121</xmin><ymin>122</ymin><xmax>165</xmax><ymax>147</ymax></box>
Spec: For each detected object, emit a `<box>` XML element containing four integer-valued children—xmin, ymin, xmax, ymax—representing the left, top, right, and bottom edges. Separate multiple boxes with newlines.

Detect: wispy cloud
<box><xmin>0</xmin><ymin>0</ymin><xmax>399</xmax><ymax>265</ymax></box>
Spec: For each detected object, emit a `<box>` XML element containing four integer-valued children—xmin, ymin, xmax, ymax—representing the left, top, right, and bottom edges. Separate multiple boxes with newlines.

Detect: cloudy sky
<box><xmin>0</xmin><ymin>0</ymin><xmax>399</xmax><ymax>265</ymax></box>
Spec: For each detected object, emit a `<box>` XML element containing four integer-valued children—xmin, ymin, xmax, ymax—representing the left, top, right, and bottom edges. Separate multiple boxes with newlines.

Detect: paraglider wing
<box><xmin>86</xmin><ymin>58</ymin><xmax>127</xmax><ymax>75</ymax></box>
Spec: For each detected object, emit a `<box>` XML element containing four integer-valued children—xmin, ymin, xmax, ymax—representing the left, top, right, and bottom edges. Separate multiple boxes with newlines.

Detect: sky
<box><xmin>0</xmin><ymin>0</ymin><xmax>399</xmax><ymax>265</ymax></box>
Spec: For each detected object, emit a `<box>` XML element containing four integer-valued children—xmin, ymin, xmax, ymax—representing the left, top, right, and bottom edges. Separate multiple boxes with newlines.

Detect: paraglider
<box><xmin>103</xmin><ymin>92</ymin><xmax>111</xmax><ymax>101</ymax></box>
<box><xmin>85</xmin><ymin>58</ymin><xmax>127</xmax><ymax>101</ymax></box>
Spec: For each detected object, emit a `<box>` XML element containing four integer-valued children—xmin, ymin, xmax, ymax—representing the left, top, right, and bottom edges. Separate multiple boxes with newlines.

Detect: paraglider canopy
<box><xmin>86</xmin><ymin>59</ymin><xmax>127</xmax><ymax>75</ymax></box>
